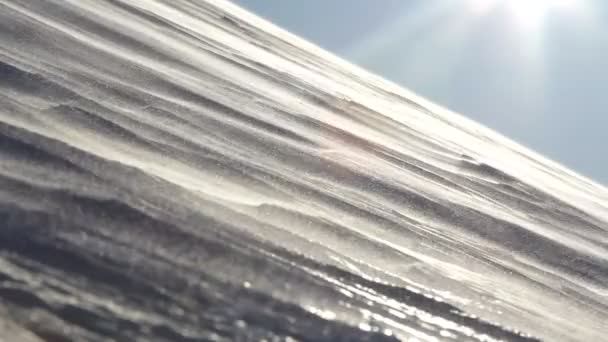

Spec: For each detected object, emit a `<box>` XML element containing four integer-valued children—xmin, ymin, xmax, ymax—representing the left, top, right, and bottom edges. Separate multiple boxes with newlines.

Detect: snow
<box><xmin>0</xmin><ymin>0</ymin><xmax>607</xmax><ymax>341</ymax></box>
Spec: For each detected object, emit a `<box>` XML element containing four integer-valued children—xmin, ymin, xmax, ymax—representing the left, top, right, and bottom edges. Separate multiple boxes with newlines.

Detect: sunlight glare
<box><xmin>507</xmin><ymin>0</ymin><xmax>576</xmax><ymax>28</ymax></box>
<box><xmin>468</xmin><ymin>0</ymin><xmax>497</xmax><ymax>15</ymax></box>
<box><xmin>468</xmin><ymin>0</ymin><xmax>578</xmax><ymax>29</ymax></box>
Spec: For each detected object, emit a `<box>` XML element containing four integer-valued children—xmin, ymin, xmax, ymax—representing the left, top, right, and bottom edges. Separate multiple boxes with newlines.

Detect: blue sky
<box><xmin>235</xmin><ymin>0</ymin><xmax>608</xmax><ymax>185</ymax></box>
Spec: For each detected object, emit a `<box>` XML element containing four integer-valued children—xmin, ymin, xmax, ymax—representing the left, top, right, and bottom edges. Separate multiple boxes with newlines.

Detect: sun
<box><xmin>507</xmin><ymin>0</ymin><xmax>576</xmax><ymax>27</ymax></box>
<box><xmin>468</xmin><ymin>0</ymin><xmax>577</xmax><ymax>28</ymax></box>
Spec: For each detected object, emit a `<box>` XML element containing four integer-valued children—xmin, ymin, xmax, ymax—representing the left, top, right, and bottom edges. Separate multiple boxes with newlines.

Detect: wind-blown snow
<box><xmin>1</xmin><ymin>0</ymin><xmax>607</xmax><ymax>341</ymax></box>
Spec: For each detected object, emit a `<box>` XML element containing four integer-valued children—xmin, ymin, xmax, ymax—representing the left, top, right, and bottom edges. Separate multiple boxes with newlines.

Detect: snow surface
<box><xmin>0</xmin><ymin>0</ymin><xmax>607</xmax><ymax>341</ymax></box>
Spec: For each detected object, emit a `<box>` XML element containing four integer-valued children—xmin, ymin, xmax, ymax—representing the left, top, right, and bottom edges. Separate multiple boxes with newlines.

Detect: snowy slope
<box><xmin>1</xmin><ymin>0</ymin><xmax>607</xmax><ymax>341</ymax></box>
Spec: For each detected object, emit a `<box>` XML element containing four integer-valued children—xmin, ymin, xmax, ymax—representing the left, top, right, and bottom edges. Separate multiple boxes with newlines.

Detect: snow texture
<box><xmin>0</xmin><ymin>0</ymin><xmax>607</xmax><ymax>341</ymax></box>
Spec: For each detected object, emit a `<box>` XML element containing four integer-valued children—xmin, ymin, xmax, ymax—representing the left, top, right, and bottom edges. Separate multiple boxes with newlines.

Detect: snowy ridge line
<box><xmin>0</xmin><ymin>0</ymin><xmax>607</xmax><ymax>341</ymax></box>
<box><xmin>215</xmin><ymin>0</ymin><xmax>608</xmax><ymax>204</ymax></box>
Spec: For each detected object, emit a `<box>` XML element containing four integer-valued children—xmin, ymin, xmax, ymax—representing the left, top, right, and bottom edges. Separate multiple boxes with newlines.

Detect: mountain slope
<box><xmin>1</xmin><ymin>0</ymin><xmax>607</xmax><ymax>341</ymax></box>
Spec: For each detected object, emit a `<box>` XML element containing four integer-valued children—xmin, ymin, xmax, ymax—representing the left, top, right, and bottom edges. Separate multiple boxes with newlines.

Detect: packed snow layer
<box><xmin>0</xmin><ymin>0</ymin><xmax>607</xmax><ymax>341</ymax></box>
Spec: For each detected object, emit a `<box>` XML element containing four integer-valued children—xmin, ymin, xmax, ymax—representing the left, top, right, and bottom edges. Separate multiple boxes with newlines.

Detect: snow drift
<box><xmin>0</xmin><ymin>0</ymin><xmax>607</xmax><ymax>341</ymax></box>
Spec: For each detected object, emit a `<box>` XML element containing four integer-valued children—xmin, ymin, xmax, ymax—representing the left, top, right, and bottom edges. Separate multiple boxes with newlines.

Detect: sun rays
<box><xmin>468</xmin><ymin>0</ymin><xmax>579</xmax><ymax>29</ymax></box>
